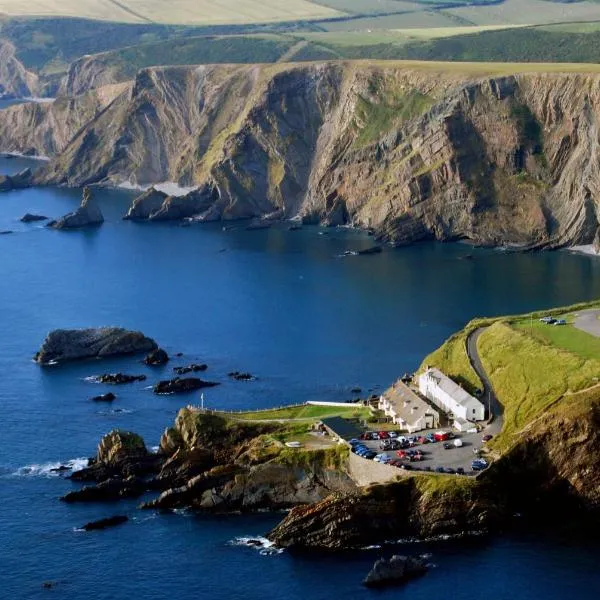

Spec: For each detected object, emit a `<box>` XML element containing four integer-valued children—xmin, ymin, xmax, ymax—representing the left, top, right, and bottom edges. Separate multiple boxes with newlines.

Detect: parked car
<box><xmin>435</xmin><ymin>466</ymin><xmax>445</xmax><ymax>473</ymax></box>
<box><xmin>554</xmin><ymin>319</ymin><xmax>567</xmax><ymax>326</ymax></box>
<box><xmin>456</xmin><ymin>467</ymin><xmax>465</xmax><ymax>475</ymax></box>
<box><xmin>349</xmin><ymin>439</ymin><xmax>361</xmax><ymax>446</ymax></box>
<box><xmin>364</xmin><ymin>451</ymin><xmax>377</xmax><ymax>459</ymax></box>
<box><xmin>445</xmin><ymin>467</ymin><xmax>456</xmax><ymax>474</ymax></box>
<box><xmin>388</xmin><ymin>431</ymin><xmax>398</xmax><ymax>438</ymax></box>
<box><xmin>416</xmin><ymin>436</ymin><xmax>428</xmax><ymax>444</ymax></box>
<box><xmin>400</xmin><ymin>464</ymin><xmax>413</xmax><ymax>471</ymax></box>
<box><xmin>482</xmin><ymin>434</ymin><xmax>493</xmax><ymax>442</ymax></box>
<box><xmin>453</xmin><ymin>438</ymin><xmax>464</xmax><ymax>448</ymax></box>
<box><xmin>539</xmin><ymin>316</ymin><xmax>556</xmax><ymax>324</ymax></box>
<box><xmin>472</xmin><ymin>459</ymin><xmax>488</xmax><ymax>471</ymax></box>
<box><xmin>443</xmin><ymin>442</ymin><xmax>452</xmax><ymax>450</ymax></box>
<box><xmin>378</xmin><ymin>431</ymin><xmax>390</xmax><ymax>439</ymax></box>
<box><xmin>396</xmin><ymin>450</ymin><xmax>407</xmax><ymax>458</ymax></box>
<box><xmin>426</xmin><ymin>433</ymin><xmax>436</xmax><ymax>443</ymax></box>
<box><xmin>374</xmin><ymin>453</ymin><xmax>391</xmax><ymax>463</ymax></box>
<box><xmin>434</xmin><ymin>431</ymin><xmax>451</xmax><ymax>442</ymax></box>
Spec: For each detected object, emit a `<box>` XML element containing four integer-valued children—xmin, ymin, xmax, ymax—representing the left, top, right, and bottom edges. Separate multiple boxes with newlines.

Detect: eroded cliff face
<box><xmin>0</xmin><ymin>40</ymin><xmax>38</xmax><ymax>98</ymax></box>
<box><xmin>3</xmin><ymin>61</ymin><xmax>600</xmax><ymax>247</ymax></box>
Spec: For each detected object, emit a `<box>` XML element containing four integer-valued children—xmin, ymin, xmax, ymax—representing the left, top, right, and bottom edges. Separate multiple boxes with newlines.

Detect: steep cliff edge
<box><xmin>3</xmin><ymin>61</ymin><xmax>600</xmax><ymax>248</ymax></box>
<box><xmin>0</xmin><ymin>39</ymin><xmax>38</xmax><ymax>98</ymax></box>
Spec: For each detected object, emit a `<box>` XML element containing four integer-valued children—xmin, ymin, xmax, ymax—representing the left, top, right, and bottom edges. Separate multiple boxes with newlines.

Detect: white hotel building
<box><xmin>418</xmin><ymin>367</ymin><xmax>485</xmax><ymax>423</ymax></box>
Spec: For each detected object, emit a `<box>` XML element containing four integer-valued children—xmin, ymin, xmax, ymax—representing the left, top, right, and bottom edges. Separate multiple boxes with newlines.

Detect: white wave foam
<box><xmin>151</xmin><ymin>446</ymin><xmax>160</xmax><ymax>453</ymax></box>
<box><xmin>229</xmin><ymin>536</ymin><xmax>284</xmax><ymax>555</ymax></box>
<box><xmin>12</xmin><ymin>457</ymin><xmax>88</xmax><ymax>477</ymax></box>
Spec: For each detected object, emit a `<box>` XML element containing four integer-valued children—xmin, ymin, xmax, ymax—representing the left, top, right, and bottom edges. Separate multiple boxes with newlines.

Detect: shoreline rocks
<box><xmin>153</xmin><ymin>377</ymin><xmax>220</xmax><ymax>394</ymax></box>
<box><xmin>228</xmin><ymin>371</ymin><xmax>256</xmax><ymax>381</ymax></box>
<box><xmin>34</xmin><ymin>327</ymin><xmax>157</xmax><ymax>364</ymax></box>
<box><xmin>48</xmin><ymin>187</ymin><xmax>104</xmax><ymax>229</ymax></box>
<box><xmin>0</xmin><ymin>168</ymin><xmax>31</xmax><ymax>193</ymax></box>
<box><xmin>363</xmin><ymin>555</ymin><xmax>428</xmax><ymax>588</ymax></box>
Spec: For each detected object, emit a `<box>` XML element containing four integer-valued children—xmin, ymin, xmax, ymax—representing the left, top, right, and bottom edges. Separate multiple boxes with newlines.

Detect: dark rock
<box><xmin>48</xmin><ymin>187</ymin><xmax>104</xmax><ymax>229</ymax></box>
<box><xmin>228</xmin><ymin>371</ymin><xmax>256</xmax><ymax>381</ymax></box>
<box><xmin>144</xmin><ymin>348</ymin><xmax>169</xmax><ymax>366</ymax></box>
<box><xmin>288</xmin><ymin>224</ymin><xmax>302</xmax><ymax>231</ymax></box>
<box><xmin>34</xmin><ymin>327</ymin><xmax>157</xmax><ymax>364</ymax></box>
<box><xmin>50</xmin><ymin>465</ymin><xmax>72</xmax><ymax>473</ymax></box>
<box><xmin>94</xmin><ymin>373</ymin><xmax>147</xmax><ymax>384</ymax></box>
<box><xmin>81</xmin><ymin>515</ymin><xmax>128</xmax><ymax>531</ymax></box>
<box><xmin>351</xmin><ymin>387</ymin><xmax>362</xmax><ymax>394</ymax></box>
<box><xmin>21</xmin><ymin>213</ymin><xmax>48</xmax><ymax>222</ymax></box>
<box><xmin>153</xmin><ymin>377</ymin><xmax>220</xmax><ymax>394</ymax></box>
<box><xmin>91</xmin><ymin>392</ymin><xmax>116</xmax><ymax>402</ymax></box>
<box><xmin>42</xmin><ymin>582</ymin><xmax>55</xmax><ymax>589</ymax></box>
<box><xmin>0</xmin><ymin>230</ymin><xmax>13</xmax><ymax>234</ymax></box>
<box><xmin>173</xmin><ymin>363</ymin><xmax>207</xmax><ymax>375</ymax></box>
<box><xmin>61</xmin><ymin>476</ymin><xmax>146</xmax><ymax>502</ymax></box>
<box><xmin>175</xmin><ymin>352</ymin><xmax>184</xmax><ymax>357</ymax></box>
<box><xmin>363</xmin><ymin>555</ymin><xmax>428</xmax><ymax>588</ymax></box>
<box><xmin>0</xmin><ymin>168</ymin><xmax>31</xmax><ymax>192</ymax></box>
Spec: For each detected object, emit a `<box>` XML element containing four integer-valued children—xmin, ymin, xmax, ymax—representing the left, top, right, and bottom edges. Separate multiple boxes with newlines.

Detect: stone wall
<box><xmin>346</xmin><ymin>452</ymin><xmax>409</xmax><ymax>487</ymax></box>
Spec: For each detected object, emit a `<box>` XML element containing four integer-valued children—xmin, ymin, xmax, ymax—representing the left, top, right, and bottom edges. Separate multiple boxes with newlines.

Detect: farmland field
<box><xmin>0</xmin><ymin>0</ymin><xmax>344</xmax><ymax>24</ymax></box>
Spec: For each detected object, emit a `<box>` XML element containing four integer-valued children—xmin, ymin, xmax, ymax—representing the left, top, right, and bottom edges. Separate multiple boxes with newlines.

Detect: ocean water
<box><xmin>1</xmin><ymin>154</ymin><xmax>599</xmax><ymax>598</ymax></box>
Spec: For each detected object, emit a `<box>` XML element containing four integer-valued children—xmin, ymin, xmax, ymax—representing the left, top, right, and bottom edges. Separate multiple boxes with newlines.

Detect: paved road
<box><xmin>573</xmin><ymin>309</ymin><xmax>600</xmax><ymax>337</ymax></box>
<box><xmin>466</xmin><ymin>327</ymin><xmax>504</xmax><ymax>436</ymax></box>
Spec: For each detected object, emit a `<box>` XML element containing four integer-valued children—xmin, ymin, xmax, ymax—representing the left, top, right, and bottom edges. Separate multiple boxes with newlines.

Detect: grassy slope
<box><xmin>478</xmin><ymin>320</ymin><xmax>600</xmax><ymax>450</ymax></box>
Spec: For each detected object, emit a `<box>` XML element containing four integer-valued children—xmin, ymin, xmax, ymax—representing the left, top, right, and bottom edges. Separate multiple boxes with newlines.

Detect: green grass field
<box><xmin>217</xmin><ymin>403</ymin><xmax>371</xmax><ymax>421</ymax></box>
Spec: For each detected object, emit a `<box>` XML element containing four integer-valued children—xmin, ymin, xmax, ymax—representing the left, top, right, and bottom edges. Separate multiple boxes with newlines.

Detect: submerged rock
<box><xmin>94</xmin><ymin>373</ymin><xmax>147</xmax><ymax>384</ymax></box>
<box><xmin>81</xmin><ymin>515</ymin><xmax>128</xmax><ymax>531</ymax></box>
<box><xmin>363</xmin><ymin>555</ymin><xmax>428</xmax><ymax>588</ymax></box>
<box><xmin>144</xmin><ymin>348</ymin><xmax>169</xmax><ymax>366</ymax></box>
<box><xmin>34</xmin><ymin>327</ymin><xmax>157</xmax><ymax>364</ymax></box>
<box><xmin>173</xmin><ymin>363</ymin><xmax>207</xmax><ymax>375</ymax></box>
<box><xmin>48</xmin><ymin>187</ymin><xmax>104</xmax><ymax>229</ymax></box>
<box><xmin>0</xmin><ymin>168</ymin><xmax>31</xmax><ymax>192</ymax></box>
<box><xmin>21</xmin><ymin>213</ymin><xmax>48</xmax><ymax>222</ymax></box>
<box><xmin>358</xmin><ymin>246</ymin><xmax>382</xmax><ymax>256</ymax></box>
<box><xmin>228</xmin><ymin>371</ymin><xmax>256</xmax><ymax>381</ymax></box>
<box><xmin>153</xmin><ymin>377</ymin><xmax>220</xmax><ymax>394</ymax></box>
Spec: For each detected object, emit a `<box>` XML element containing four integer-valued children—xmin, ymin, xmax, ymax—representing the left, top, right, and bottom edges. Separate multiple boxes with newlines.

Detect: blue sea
<box><xmin>1</xmin><ymin>154</ymin><xmax>599</xmax><ymax>599</ymax></box>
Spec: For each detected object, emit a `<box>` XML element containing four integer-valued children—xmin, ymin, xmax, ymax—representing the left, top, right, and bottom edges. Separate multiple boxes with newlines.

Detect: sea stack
<box><xmin>48</xmin><ymin>187</ymin><xmax>104</xmax><ymax>229</ymax></box>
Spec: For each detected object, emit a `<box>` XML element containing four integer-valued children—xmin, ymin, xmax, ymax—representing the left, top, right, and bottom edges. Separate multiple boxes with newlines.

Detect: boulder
<box><xmin>0</xmin><ymin>168</ymin><xmax>32</xmax><ymax>192</ymax></box>
<box><xmin>91</xmin><ymin>392</ymin><xmax>116</xmax><ymax>402</ymax></box>
<box><xmin>94</xmin><ymin>373</ymin><xmax>147</xmax><ymax>384</ymax></box>
<box><xmin>20</xmin><ymin>213</ymin><xmax>48</xmax><ymax>222</ymax></box>
<box><xmin>81</xmin><ymin>515</ymin><xmax>128</xmax><ymax>531</ymax></box>
<box><xmin>144</xmin><ymin>348</ymin><xmax>169</xmax><ymax>366</ymax></box>
<box><xmin>97</xmin><ymin>430</ymin><xmax>148</xmax><ymax>467</ymax></box>
<box><xmin>358</xmin><ymin>246</ymin><xmax>382</xmax><ymax>255</ymax></box>
<box><xmin>153</xmin><ymin>377</ymin><xmax>220</xmax><ymax>394</ymax></box>
<box><xmin>363</xmin><ymin>555</ymin><xmax>428</xmax><ymax>588</ymax></box>
<box><xmin>123</xmin><ymin>187</ymin><xmax>168</xmax><ymax>220</ymax></box>
<box><xmin>48</xmin><ymin>187</ymin><xmax>104</xmax><ymax>229</ymax></box>
<box><xmin>173</xmin><ymin>363</ymin><xmax>207</xmax><ymax>375</ymax></box>
<box><xmin>34</xmin><ymin>327</ymin><xmax>157</xmax><ymax>364</ymax></box>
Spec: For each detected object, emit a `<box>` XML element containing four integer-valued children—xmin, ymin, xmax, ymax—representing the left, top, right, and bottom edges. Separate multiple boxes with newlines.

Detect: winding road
<box><xmin>466</xmin><ymin>328</ymin><xmax>504</xmax><ymax>436</ymax></box>
<box><xmin>573</xmin><ymin>308</ymin><xmax>600</xmax><ymax>337</ymax></box>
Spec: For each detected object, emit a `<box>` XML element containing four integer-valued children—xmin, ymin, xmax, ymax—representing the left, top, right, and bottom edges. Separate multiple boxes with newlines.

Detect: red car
<box><xmin>378</xmin><ymin>431</ymin><xmax>390</xmax><ymax>439</ymax></box>
<box><xmin>396</xmin><ymin>450</ymin><xmax>407</xmax><ymax>458</ymax></box>
<box><xmin>434</xmin><ymin>431</ymin><xmax>450</xmax><ymax>442</ymax></box>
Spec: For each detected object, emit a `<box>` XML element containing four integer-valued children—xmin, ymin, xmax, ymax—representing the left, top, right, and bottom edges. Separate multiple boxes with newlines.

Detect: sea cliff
<box><xmin>2</xmin><ymin>62</ymin><xmax>600</xmax><ymax>249</ymax></box>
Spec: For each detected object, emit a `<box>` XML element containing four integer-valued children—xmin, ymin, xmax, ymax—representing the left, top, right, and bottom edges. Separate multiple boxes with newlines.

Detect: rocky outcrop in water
<box><xmin>93</xmin><ymin>373</ymin><xmax>147</xmax><ymax>384</ymax></box>
<box><xmin>48</xmin><ymin>187</ymin><xmax>104</xmax><ymax>229</ymax></box>
<box><xmin>34</xmin><ymin>327</ymin><xmax>157</xmax><ymax>364</ymax></box>
<box><xmin>20</xmin><ymin>213</ymin><xmax>48</xmax><ymax>222</ymax></box>
<box><xmin>363</xmin><ymin>555</ymin><xmax>428</xmax><ymax>588</ymax></box>
<box><xmin>81</xmin><ymin>515</ymin><xmax>128</xmax><ymax>531</ymax></box>
<box><xmin>173</xmin><ymin>364</ymin><xmax>207</xmax><ymax>375</ymax></box>
<box><xmin>153</xmin><ymin>377</ymin><xmax>219</xmax><ymax>394</ymax></box>
<box><xmin>0</xmin><ymin>168</ymin><xmax>31</xmax><ymax>192</ymax></box>
<box><xmin>91</xmin><ymin>392</ymin><xmax>116</xmax><ymax>402</ymax></box>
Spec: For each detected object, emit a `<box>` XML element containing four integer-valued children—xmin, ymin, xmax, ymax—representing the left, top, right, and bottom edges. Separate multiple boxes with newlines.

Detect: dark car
<box><xmin>482</xmin><ymin>434</ymin><xmax>493</xmax><ymax>442</ymax></box>
<box><xmin>443</xmin><ymin>442</ymin><xmax>452</xmax><ymax>450</ymax></box>
<box><xmin>364</xmin><ymin>451</ymin><xmax>377</xmax><ymax>460</ymax></box>
<box><xmin>400</xmin><ymin>464</ymin><xmax>413</xmax><ymax>471</ymax></box>
<box><xmin>435</xmin><ymin>466</ymin><xmax>445</xmax><ymax>473</ymax></box>
<box><xmin>456</xmin><ymin>467</ymin><xmax>465</xmax><ymax>475</ymax></box>
<box><xmin>445</xmin><ymin>467</ymin><xmax>456</xmax><ymax>474</ymax></box>
<box><xmin>472</xmin><ymin>459</ymin><xmax>488</xmax><ymax>471</ymax></box>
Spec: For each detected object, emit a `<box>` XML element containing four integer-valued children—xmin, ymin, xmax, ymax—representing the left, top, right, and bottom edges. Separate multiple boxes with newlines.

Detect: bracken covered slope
<box><xmin>2</xmin><ymin>61</ymin><xmax>600</xmax><ymax>247</ymax></box>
